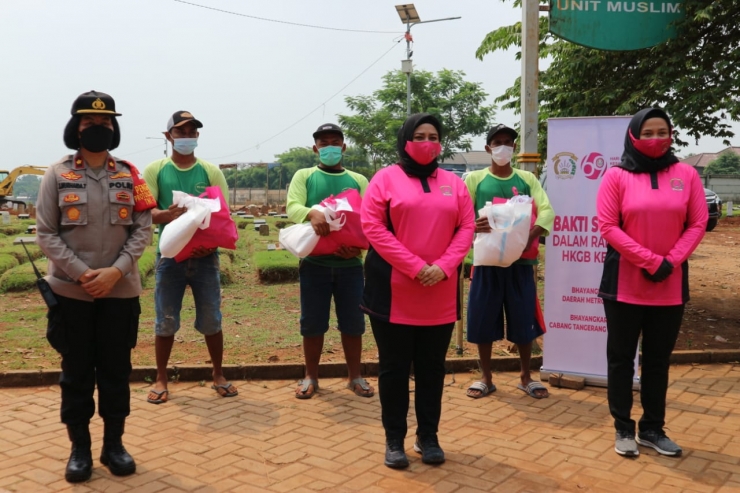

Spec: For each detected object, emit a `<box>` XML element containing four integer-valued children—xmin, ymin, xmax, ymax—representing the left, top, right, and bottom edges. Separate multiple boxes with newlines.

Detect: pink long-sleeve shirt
<box><xmin>360</xmin><ymin>165</ymin><xmax>475</xmax><ymax>325</ymax></box>
<box><xmin>597</xmin><ymin>163</ymin><xmax>707</xmax><ymax>306</ymax></box>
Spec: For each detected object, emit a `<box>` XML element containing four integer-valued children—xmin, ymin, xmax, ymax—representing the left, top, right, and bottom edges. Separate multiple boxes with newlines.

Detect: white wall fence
<box><xmin>703</xmin><ymin>174</ymin><xmax>740</xmax><ymax>202</ymax></box>
<box><xmin>227</xmin><ymin>189</ymin><xmax>287</xmax><ymax>206</ymax></box>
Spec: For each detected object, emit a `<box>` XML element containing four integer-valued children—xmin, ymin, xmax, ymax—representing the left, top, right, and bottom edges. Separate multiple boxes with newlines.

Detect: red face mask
<box><xmin>629</xmin><ymin>129</ymin><xmax>672</xmax><ymax>159</ymax></box>
<box><xmin>405</xmin><ymin>140</ymin><xmax>441</xmax><ymax>165</ymax></box>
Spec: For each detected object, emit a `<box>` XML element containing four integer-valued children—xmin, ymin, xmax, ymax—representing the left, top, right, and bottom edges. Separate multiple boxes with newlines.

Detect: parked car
<box><xmin>705</xmin><ymin>188</ymin><xmax>722</xmax><ymax>232</ymax></box>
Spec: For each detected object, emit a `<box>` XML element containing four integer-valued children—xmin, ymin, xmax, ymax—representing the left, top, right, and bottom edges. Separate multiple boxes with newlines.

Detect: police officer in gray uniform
<box><xmin>36</xmin><ymin>91</ymin><xmax>153</xmax><ymax>482</ymax></box>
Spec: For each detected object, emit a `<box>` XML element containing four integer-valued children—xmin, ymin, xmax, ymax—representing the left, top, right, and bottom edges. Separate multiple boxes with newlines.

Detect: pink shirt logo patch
<box><xmin>440</xmin><ymin>185</ymin><xmax>453</xmax><ymax>196</ymax></box>
<box><xmin>670</xmin><ymin>178</ymin><xmax>684</xmax><ymax>191</ymax></box>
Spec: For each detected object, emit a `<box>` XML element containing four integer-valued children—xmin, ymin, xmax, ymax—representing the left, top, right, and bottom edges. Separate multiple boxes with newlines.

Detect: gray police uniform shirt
<box><xmin>35</xmin><ymin>154</ymin><xmax>152</xmax><ymax>301</ymax></box>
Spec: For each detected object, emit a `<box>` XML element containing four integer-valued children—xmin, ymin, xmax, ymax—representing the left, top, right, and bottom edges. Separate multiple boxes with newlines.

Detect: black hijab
<box><xmin>617</xmin><ymin>107</ymin><xmax>679</xmax><ymax>173</ymax></box>
<box><xmin>397</xmin><ymin>113</ymin><xmax>442</xmax><ymax>178</ymax></box>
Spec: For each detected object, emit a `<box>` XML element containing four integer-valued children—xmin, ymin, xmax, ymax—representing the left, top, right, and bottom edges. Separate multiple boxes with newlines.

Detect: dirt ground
<box><xmin>677</xmin><ymin>216</ymin><xmax>740</xmax><ymax>350</ymax></box>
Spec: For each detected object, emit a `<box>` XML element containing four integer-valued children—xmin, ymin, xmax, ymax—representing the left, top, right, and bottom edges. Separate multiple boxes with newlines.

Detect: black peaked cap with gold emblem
<box><xmin>70</xmin><ymin>90</ymin><xmax>121</xmax><ymax>116</ymax></box>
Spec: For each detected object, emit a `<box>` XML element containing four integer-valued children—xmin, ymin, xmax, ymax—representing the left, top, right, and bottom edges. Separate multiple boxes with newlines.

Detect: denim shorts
<box><xmin>298</xmin><ymin>260</ymin><xmax>366</xmax><ymax>337</ymax></box>
<box><xmin>154</xmin><ymin>253</ymin><xmax>222</xmax><ymax>337</ymax></box>
<box><xmin>466</xmin><ymin>264</ymin><xmax>544</xmax><ymax>345</ymax></box>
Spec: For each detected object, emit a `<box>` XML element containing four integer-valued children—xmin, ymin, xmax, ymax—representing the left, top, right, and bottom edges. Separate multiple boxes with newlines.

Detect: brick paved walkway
<box><xmin>1</xmin><ymin>363</ymin><xmax>739</xmax><ymax>492</ymax></box>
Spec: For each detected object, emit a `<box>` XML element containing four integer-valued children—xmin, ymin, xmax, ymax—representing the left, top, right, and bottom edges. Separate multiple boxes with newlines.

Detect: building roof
<box><xmin>682</xmin><ymin>153</ymin><xmax>717</xmax><ymax>169</ymax></box>
<box><xmin>682</xmin><ymin>147</ymin><xmax>740</xmax><ymax>171</ymax></box>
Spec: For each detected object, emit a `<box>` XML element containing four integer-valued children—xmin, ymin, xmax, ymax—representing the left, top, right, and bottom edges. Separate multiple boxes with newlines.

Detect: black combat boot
<box><xmin>65</xmin><ymin>423</ymin><xmax>92</xmax><ymax>483</ymax></box>
<box><xmin>100</xmin><ymin>419</ymin><xmax>136</xmax><ymax>476</ymax></box>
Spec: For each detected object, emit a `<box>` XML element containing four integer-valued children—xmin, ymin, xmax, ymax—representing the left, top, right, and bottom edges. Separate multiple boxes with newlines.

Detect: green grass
<box><xmin>0</xmin><ymin>226</ymin><xmax>23</xmax><ymax>236</ymax></box>
<box><xmin>0</xmin><ymin>262</ymin><xmax>47</xmax><ymax>293</ymax></box>
<box><xmin>138</xmin><ymin>249</ymin><xmax>157</xmax><ymax>279</ymax></box>
<box><xmin>0</xmin><ymin>254</ymin><xmax>19</xmax><ymax>277</ymax></box>
<box><xmin>254</xmin><ymin>250</ymin><xmax>299</xmax><ymax>283</ymax></box>
<box><xmin>219</xmin><ymin>253</ymin><xmax>235</xmax><ymax>285</ymax></box>
<box><xmin>0</xmin><ymin>245</ymin><xmax>44</xmax><ymax>264</ymax></box>
<box><xmin>2</xmin><ymin>214</ymin><xmax>530</xmax><ymax>369</ymax></box>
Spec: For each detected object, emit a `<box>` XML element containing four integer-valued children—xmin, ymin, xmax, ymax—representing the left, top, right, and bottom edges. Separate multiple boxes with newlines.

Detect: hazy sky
<box><xmin>1</xmin><ymin>0</ymin><xmax>735</xmax><ymax>170</ymax></box>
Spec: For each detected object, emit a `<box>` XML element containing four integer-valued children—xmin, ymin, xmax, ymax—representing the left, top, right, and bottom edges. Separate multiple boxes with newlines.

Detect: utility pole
<box><xmin>518</xmin><ymin>0</ymin><xmax>544</xmax><ymax>176</ymax></box>
<box><xmin>395</xmin><ymin>4</ymin><xmax>461</xmax><ymax>117</ymax></box>
<box><xmin>218</xmin><ymin>163</ymin><xmax>237</xmax><ymax>209</ymax></box>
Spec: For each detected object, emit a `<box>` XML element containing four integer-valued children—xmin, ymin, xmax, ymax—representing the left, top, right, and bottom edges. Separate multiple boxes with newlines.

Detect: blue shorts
<box><xmin>298</xmin><ymin>260</ymin><xmax>366</xmax><ymax>337</ymax></box>
<box><xmin>466</xmin><ymin>264</ymin><xmax>544</xmax><ymax>345</ymax></box>
<box><xmin>154</xmin><ymin>253</ymin><xmax>222</xmax><ymax>337</ymax></box>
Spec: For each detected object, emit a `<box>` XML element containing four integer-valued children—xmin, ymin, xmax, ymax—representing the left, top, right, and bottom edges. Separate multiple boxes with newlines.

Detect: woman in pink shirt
<box><xmin>361</xmin><ymin>113</ymin><xmax>475</xmax><ymax>468</ymax></box>
<box><xmin>597</xmin><ymin>108</ymin><xmax>707</xmax><ymax>459</ymax></box>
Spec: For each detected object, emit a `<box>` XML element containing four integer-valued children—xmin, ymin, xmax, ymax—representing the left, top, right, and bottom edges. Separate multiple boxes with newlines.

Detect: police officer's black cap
<box><xmin>486</xmin><ymin>124</ymin><xmax>517</xmax><ymax>144</ymax></box>
<box><xmin>312</xmin><ymin>123</ymin><xmax>344</xmax><ymax>140</ymax></box>
<box><xmin>167</xmin><ymin>111</ymin><xmax>203</xmax><ymax>132</ymax></box>
<box><xmin>71</xmin><ymin>90</ymin><xmax>121</xmax><ymax>116</ymax></box>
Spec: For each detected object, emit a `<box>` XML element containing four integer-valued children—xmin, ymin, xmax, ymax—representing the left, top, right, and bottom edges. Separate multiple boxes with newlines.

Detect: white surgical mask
<box><xmin>173</xmin><ymin>137</ymin><xmax>198</xmax><ymax>155</ymax></box>
<box><xmin>491</xmin><ymin>145</ymin><xmax>514</xmax><ymax>166</ymax></box>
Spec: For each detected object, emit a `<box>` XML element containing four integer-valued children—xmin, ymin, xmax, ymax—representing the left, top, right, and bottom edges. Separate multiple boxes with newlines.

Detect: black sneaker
<box><xmin>384</xmin><ymin>439</ymin><xmax>409</xmax><ymax>469</ymax></box>
<box><xmin>413</xmin><ymin>435</ymin><xmax>445</xmax><ymax>464</ymax></box>
<box><xmin>614</xmin><ymin>431</ymin><xmax>639</xmax><ymax>457</ymax></box>
<box><xmin>636</xmin><ymin>430</ymin><xmax>682</xmax><ymax>457</ymax></box>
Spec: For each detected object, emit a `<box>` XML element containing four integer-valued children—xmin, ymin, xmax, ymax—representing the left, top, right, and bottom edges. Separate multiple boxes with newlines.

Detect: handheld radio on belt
<box><xmin>19</xmin><ymin>240</ymin><xmax>58</xmax><ymax>308</ymax></box>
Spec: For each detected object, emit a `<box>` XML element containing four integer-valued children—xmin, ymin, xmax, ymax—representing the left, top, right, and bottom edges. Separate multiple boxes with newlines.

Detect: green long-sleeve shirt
<box><xmin>286</xmin><ymin>166</ymin><xmax>368</xmax><ymax>267</ymax></box>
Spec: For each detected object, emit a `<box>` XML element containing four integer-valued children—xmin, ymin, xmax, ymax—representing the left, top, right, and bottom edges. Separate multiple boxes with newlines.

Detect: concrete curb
<box><xmin>1</xmin><ymin>350</ymin><xmax>738</xmax><ymax>388</ymax></box>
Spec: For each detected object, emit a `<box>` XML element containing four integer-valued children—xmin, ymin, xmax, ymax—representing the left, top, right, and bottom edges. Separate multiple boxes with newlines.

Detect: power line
<box><xmin>120</xmin><ymin>144</ymin><xmax>167</xmax><ymax>158</ymax></box>
<box><xmin>207</xmin><ymin>39</ymin><xmax>403</xmax><ymax>161</ymax></box>
<box><xmin>173</xmin><ymin>0</ymin><xmax>401</xmax><ymax>34</ymax></box>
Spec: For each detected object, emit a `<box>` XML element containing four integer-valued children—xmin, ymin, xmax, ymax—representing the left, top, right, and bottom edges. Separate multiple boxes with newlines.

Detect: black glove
<box><xmin>642</xmin><ymin>259</ymin><xmax>674</xmax><ymax>283</ymax></box>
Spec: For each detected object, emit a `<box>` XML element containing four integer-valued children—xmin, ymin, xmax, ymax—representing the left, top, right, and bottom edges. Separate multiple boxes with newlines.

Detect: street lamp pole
<box><xmin>518</xmin><ymin>0</ymin><xmax>543</xmax><ymax>176</ymax></box>
<box><xmin>395</xmin><ymin>4</ymin><xmax>461</xmax><ymax>117</ymax></box>
<box><xmin>146</xmin><ymin>136</ymin><xmax>168</xmax><ymax>157</ymax></box>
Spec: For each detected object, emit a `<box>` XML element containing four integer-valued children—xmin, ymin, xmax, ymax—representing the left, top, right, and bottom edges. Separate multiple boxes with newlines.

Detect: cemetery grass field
<box><xmin>4</xmin><ymin>213</ymin><xmax>737</xmax><ymax>372</ymax></box>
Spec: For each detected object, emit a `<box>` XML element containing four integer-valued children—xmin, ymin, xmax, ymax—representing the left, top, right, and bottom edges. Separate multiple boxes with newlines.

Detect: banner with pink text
<box><xmin>543</xmin><ymin>116</ymin><xmax>634</xmax><ymax>383</ymax></box>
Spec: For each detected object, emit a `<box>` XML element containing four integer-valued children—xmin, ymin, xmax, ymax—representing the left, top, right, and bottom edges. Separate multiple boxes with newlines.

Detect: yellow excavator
<box><xmin>0</xmin><ymin>166</ymin><xmax>47</xmax><ymax>208</ymax></box>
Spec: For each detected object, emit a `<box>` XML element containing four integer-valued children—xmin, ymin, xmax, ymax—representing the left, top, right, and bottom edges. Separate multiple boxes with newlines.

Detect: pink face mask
<box><xmin>629</xmin><ymin>129</ymin><xmax>672</xmax><ymax>159</ymax></box>
<box><xmin>405</xmin><ymin>140</ymin><xmax>442</xmax><ymax>165</ymax></box>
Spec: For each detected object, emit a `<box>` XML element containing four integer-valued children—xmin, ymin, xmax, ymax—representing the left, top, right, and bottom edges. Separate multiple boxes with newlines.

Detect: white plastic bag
<box><xmin>279</xmin><ymin>223</ymin><xmax>320</xmax><ymax>258</ymax></box>
<box><xmin>311</xmin><ymin>200</ymin><xmax>348</xmax><ymax>231</ymax></box>
<box><xmin>473</xmin><ymin>196</ymin><xmax>533</xmax><ymax>267</ymax></box>
<box><xmin>159</xmin><ymin>191</ymin><xmax>222</xmax><ymax>258</ymax></box>
<box><xmin>280</xmin><ymin>196</ymin><xmax>357</xmax><ymax>258</ymax></box>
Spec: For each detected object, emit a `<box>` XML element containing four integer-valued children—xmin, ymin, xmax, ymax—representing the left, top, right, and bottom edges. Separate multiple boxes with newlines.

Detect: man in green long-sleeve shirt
<box><xmin>464</xmin><ymin>124</ymin><xmax>555</xmax><ymax>400</ymax></box>
<box><xmin>286</xmin><ymin>123</ymin><xmax>373</xmax><ymax>399</ymax></box>
<box><xmin>143</xmin><ymin>111</ymin><xmax>235</xmax><ymax>404</ymax></box>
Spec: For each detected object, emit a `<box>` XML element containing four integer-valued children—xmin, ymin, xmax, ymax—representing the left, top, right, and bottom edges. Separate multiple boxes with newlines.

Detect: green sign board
<box><xmin>550</xmin><ymin>1</ymin><xmax>685</xmax><ymax>51</ymax></box>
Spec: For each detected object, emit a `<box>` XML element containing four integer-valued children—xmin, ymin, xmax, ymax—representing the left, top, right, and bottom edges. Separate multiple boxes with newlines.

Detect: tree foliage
<box><xmin>704</xmin><ymin>152</ymin><xmax>740</xmax><ymax>175</ymax></box>
<box><xmin>477</xmin><ymin>1</ymin><xmax>740</xmax><ymax>156</ymax></box>
<box><xmin>12</xmin><ymin>175</ymin><xmax>41</xmax><ymax>200</ymax></box>
<box><xmin>221</xmin><ymin>146</ymin><xmax>371</xmax><ymax>189</ymax></box>
<box><xmin>338</xmin><ymin>69</ymin><xmax>496</xmax><ymax>167</ymax></box>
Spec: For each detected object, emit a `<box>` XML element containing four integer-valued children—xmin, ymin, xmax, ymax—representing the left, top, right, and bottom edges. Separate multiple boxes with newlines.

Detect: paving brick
<box><xmin>1</xmin><ymin>368</ymin><xmax>740</xmax><ymax>491</ymax></box>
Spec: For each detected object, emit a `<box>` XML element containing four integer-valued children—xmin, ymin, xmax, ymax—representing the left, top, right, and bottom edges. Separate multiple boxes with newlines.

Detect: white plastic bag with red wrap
<box><xmin>473</xmin><ymin>195</ymin><xmax>533</xmax><ymax>267</ymax></box>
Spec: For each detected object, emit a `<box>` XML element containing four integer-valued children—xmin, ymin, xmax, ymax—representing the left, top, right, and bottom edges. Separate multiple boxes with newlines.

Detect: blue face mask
<box><xmin>318</xmin><ymin>146</ymin><xmax>343</xmax><ymax>166</ymax></box>
<box><xmin>173</xmin><ymin>137</ymin><xmax>198</xmax><ymax>155</ymax></box>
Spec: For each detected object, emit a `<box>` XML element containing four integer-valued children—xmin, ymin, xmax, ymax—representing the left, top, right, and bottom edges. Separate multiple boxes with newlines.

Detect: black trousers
<box><xmin>370</xmin><ymin>317</ymin><xmax>454</xmax><ymax>441</ymax></box>
<box><xmin>49</xmin><ymin>295</ymin><xmax>140</xmax><ymax>425</ymax></box>
<box><xmin>604</xmin><ymin>300</ymin><xmax>684</xmax><ymax>434</ymax></box>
